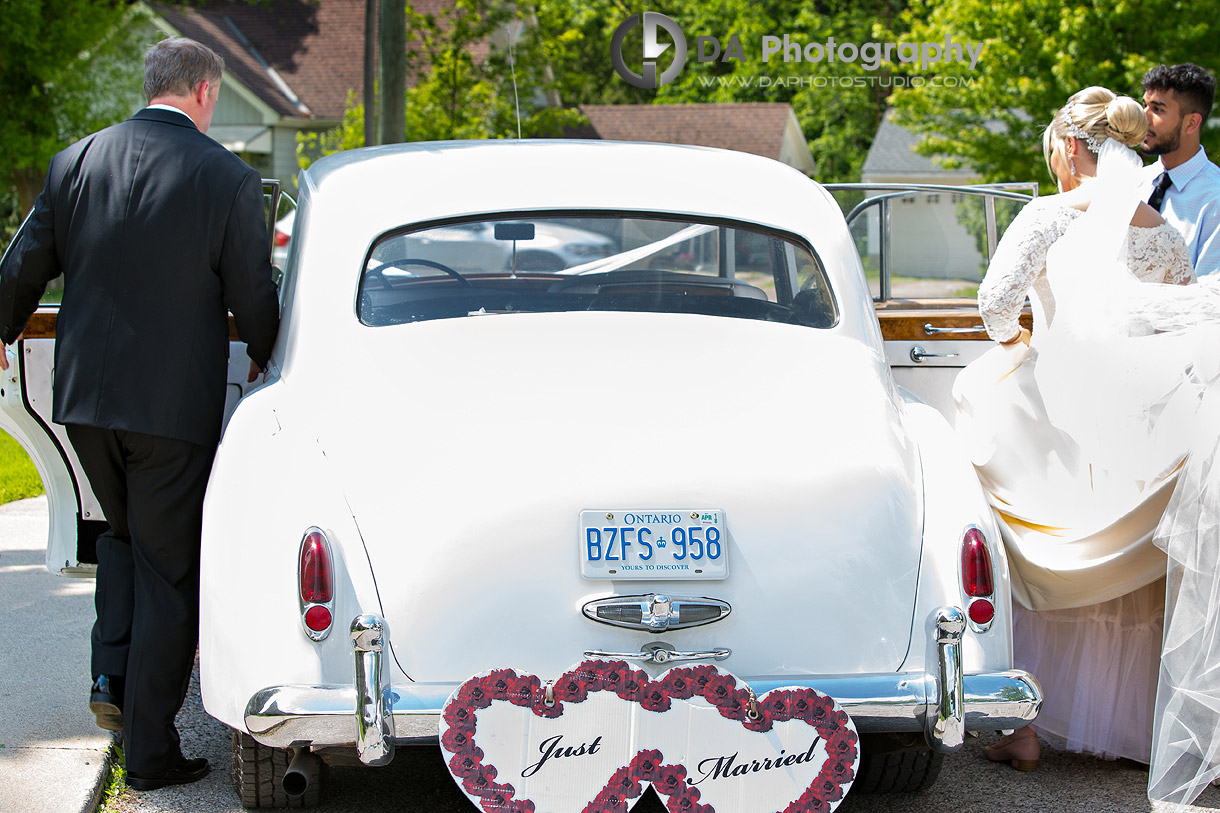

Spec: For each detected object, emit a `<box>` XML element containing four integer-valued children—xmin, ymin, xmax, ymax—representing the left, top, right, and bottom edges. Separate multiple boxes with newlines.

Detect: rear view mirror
<box><xmin>494</xmin><ymin>223</ymin><xmax>535</xmax><ymax>241</ymax></box>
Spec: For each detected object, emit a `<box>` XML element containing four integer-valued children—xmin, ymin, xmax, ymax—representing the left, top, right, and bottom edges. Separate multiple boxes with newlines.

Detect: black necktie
<box><xmin>1149</xmin><ymin>171</ymin><xmax>1173</xmax><ymax>211</ymax></box>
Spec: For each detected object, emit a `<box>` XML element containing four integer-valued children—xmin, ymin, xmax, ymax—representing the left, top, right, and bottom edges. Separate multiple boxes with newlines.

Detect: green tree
<box><xmin>532</xmin><ymin>0</ymin><xmax>905</xmax><ymax>182</ymax></box>
<box><xmin>0</xmin><ymin>1</ymin><xmax>149</xmax><ymax>216</ymax></box>
<box><xmin>890</xmin><ymin>0</ymin><xmax>1220</xmax><ymax>191</ymax></box>
<box><xmin>299</xmin><ymin>1</ymin><xmax>584</xmax><ymax>167</ymax></box>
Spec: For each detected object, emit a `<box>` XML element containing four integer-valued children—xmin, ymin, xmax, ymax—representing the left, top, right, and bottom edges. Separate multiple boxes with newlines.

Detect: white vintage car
<box><xmin>1</xmin><ymin>141</ymin><xmax>1041</xmax><ymax>809</ymax></box>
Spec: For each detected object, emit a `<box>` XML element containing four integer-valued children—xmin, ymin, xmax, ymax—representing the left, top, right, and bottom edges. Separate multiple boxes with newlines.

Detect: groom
<box><xmin>1141</xmin><ymin>63</ymin><xmax>1220</xmax><ymax>276</ymax></box>
<box><xmin>0</xmin><ymin>38</ymin><xmax>279</xmax><ymax>790</ymax></box>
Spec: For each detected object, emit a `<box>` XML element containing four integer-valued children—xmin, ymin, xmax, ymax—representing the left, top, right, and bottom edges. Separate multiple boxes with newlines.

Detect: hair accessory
<box><xmin>1063</xmin><ymin>101</ymin><xmax>1104</xmax><ymax>154</ymax></box>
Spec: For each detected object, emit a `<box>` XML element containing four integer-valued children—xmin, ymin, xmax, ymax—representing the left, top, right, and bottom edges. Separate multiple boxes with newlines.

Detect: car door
<box><xmin>823</xmin><ymin>183</ymin><xmax>1037</xmax><ymax>424</ymax></box>
<box><xmin>0</xmin><ymin>181</ymin><xmax>291</xmax><ymax>575</ymax></box>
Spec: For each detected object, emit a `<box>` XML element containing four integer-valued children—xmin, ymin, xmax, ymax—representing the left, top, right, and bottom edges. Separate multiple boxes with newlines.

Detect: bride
<box><xmin>955</xmin><ymin>85</ymin><xmax>1220</xmax><ymax>805</ymax></box>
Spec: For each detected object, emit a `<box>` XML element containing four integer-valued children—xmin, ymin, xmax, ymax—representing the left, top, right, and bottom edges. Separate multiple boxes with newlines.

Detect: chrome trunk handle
<box><xmin>584</xmin><ymin>642</ymin><xmax>731</xmax><ymax>665</ymax></box>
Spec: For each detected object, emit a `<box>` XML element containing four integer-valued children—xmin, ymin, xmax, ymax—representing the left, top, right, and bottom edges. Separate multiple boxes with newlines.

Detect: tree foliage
<box><xmin>299</xmin><ymin>1</ymin><xmax>585</xmax><ymax>168</ymax></box>
<box><xmin>533</xmin><ymin>0</ymin><xmax>903</xmax><ymax>182</ymax></box>
<box><xmin>890</xmin><ymin>0</ymin><xmax>1220</xmax><ymax>190</ymax></box>
<box><xmin>0</xmin><ymin>1</ymin><xmax>152</xmax><ymax>216</ymax></box>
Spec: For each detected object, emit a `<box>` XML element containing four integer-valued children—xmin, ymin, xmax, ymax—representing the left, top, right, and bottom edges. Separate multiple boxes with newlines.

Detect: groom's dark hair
<box><xmin>1142</xmin><ymin>63</ymin><xmax>1216</xmax><ymax>121</ymax></box>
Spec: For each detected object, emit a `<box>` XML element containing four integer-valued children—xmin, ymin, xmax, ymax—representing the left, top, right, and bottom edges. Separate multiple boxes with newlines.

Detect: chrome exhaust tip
<box><xmin>282</xmin><ymin>746</ymin><xmax>321</xmax><ymax>798</ymax></box>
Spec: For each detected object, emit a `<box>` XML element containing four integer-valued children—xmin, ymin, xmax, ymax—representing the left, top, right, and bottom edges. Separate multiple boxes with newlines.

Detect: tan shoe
<box><xmin>983</xmin><ymin>727</ymin><xmax>1039</xmax><ymax>771</ymax></box>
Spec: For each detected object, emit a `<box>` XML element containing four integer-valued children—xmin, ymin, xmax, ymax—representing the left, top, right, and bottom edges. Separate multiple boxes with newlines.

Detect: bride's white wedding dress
<box><xmin>956</xmin><ymin>196</ymin><xmax>1192</xmax><ymax>763</ymax></box>
<box><xmin>955</xmin><ymin>140</ymin><xmax>1220</xmax><ymax>804</ymax></box>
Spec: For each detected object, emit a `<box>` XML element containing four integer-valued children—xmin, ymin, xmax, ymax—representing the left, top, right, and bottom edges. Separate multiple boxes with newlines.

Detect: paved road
<box><xmin>115</xmin><ymin>665</ymin><xmax>1220</xmax><ymax>813</ymax></box>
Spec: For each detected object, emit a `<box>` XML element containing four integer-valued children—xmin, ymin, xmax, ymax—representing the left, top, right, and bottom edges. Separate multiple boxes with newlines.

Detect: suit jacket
<box><xmin>0</xmin><ymin>108</ymin><xmax>280</xmax><ymax>447</ymax></box>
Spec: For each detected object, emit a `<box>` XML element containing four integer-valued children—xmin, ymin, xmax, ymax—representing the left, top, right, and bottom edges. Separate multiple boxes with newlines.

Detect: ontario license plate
<box><xmin>579</xmin><ymin>509</ymin><xmax>727</xmax><ymax>580</ymax></box>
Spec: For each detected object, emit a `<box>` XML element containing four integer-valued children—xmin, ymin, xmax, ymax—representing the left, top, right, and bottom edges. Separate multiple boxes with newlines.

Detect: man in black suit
<box><xmin>0</xmin><ymin>38</ymin><xmax>279</xmax><ymax>790</ymax></box>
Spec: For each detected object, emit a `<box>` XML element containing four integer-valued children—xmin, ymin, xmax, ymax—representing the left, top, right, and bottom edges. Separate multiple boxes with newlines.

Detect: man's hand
<box><xmin>247</xmin><ymin>359</ymin><xmax>263</xmax><ymax>383</ymax></box>
<box><xmin>0</xmin><ymin>333</ymin><xmax>22</xmax><ymax>372</ymax></box>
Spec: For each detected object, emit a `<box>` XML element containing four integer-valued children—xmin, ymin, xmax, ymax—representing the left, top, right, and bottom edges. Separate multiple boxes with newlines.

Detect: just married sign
<box><xmin>439</xmin><ymin>660</ymin><xmax>859</xmax><ymax>813</ymax></box>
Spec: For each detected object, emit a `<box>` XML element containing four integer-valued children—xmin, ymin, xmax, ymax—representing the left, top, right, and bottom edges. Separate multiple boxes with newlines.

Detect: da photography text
<box><xmin>611</xmin><ymin>11</ymin><xmax>984</xmax><ymax>89</ymax></box>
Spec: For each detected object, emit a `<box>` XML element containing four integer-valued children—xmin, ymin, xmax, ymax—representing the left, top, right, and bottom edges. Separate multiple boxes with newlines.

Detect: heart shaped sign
<box><xmin>440</xmin><ymin>660</ymin><xmax>859</xmax><ymax>813</ymax></box>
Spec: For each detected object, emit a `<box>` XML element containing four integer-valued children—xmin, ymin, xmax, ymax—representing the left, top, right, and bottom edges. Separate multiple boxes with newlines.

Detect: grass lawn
<box><xmin>0</xmin><ymin>429</ymin><xmax>44</xmax><ymax>505</ymax></box>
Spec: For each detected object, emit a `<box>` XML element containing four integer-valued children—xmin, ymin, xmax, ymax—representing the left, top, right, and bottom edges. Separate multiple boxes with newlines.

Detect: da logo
<box><xmin>610</xmin><ymin>12</ymin><xmax>688</xmax><ymax>89</ymax></box>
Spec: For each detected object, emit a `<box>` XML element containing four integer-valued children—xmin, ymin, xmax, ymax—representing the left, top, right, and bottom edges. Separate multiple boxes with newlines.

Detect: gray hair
<box><xmin>144</xmin><ymin>37</ymin><xmax>224</xmax><ymax>102</ymax></box>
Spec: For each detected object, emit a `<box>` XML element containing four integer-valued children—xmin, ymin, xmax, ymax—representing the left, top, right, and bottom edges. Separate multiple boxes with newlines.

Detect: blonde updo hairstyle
<box><xmin>1042</xmin><ymin>86</ymin><xmax>1147</xmax><ymax>178</ymax></box>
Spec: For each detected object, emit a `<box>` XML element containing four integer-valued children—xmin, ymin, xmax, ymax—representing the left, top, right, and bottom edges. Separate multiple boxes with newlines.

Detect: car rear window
<box><xmin>357</xmin><ymin>215</ymin><xmax>837</xmax><ymax>329</ymax></box>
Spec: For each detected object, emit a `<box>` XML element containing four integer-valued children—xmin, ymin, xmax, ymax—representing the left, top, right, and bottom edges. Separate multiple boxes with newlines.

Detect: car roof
<box><xmin>299</xmin><ymin>140</ymin><xmax>835</xmax><ymax>241</ymax></box>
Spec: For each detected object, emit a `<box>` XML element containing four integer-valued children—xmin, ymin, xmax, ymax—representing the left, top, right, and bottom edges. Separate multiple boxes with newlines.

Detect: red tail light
<box><xmin>304</xmin><ymin>604</ymin><xmax>333</xmax><ymax>632</ymax></box>
<box><xmin>961</xmin><ymin>526</ymin><xmax>994</xmax><ymax>597</ymax></box>
<box><xmin>300</xmin><ymin>530</ymin><xmax>333</xmax><ymax>602</ymax></box>
<box><xmin>274</xmin><ymin>230</ymin><xmax>291</xmax><ymax>247</ymax></box>
<box><xmin>299</xmin><ymin>528</ymin><xmax>335</xmax><ymax>640</ymax></box>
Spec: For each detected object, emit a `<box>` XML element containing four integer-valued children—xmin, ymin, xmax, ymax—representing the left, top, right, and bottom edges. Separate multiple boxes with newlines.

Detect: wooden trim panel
<box><xmin>875</xmin><ymin>300</ymin><xmax>1032</xmax><ymax>342</ymax></box>
<box><xmin>19</xmin><ymin>308</ymin><xmax>242</xmax><ymax>341</ymax></box>
<box><xmin>19</xmin><ymin>303</ymin><xmax>1031</xmax><ymax>344</ymax></box>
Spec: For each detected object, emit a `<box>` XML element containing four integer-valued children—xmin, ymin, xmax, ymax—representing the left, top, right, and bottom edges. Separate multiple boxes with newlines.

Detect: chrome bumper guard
<box><xmin>244</xmin><ymin>607</ymin><xmax>1041</xmax><ymax>760</ymax></box>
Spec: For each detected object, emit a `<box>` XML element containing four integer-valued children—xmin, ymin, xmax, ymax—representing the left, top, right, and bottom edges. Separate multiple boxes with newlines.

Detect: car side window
<box><xmin>829</xmin><ymin>185</ymin><xmax>1036</xmax><ymax>302</ymax></box>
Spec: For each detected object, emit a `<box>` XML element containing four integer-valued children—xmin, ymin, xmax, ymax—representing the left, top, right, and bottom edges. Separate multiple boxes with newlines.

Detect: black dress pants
<box><xmin>66</xmin><ymin>424</ymin><xmax>216</xmax><ymax>775</ymax></box>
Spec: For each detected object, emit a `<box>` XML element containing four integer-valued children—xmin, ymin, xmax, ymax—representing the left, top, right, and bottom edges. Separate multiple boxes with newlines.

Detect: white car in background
<box><xmin>1</xmin><ymin>140</ymin><xmax>1040</xmax><ymax>809</ymax></box>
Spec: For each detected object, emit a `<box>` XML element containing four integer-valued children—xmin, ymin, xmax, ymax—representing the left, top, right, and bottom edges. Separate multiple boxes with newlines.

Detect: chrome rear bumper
<box><xmin>245</xmin><ymin>606</ymin><xmax>1042</xmax><ymax>764</ymax></box>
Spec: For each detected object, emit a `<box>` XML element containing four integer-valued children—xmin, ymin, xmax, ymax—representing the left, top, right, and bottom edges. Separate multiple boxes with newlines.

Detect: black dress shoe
<box><xmin>127</xmin><ymin>757</ymin><xmax>210</xmax><ymax>791</ymax></box>
<box><xmin>89</xmin><ymin>675</ymin><xmax>124</xmax><ymax>732</ymax></box>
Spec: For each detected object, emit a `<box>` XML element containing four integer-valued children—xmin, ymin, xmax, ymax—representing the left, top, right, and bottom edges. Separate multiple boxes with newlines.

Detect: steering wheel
<box><xmin>365</xmin><ymin>258</ymin><xmax>473</xmax><ymax>288</ymax></box>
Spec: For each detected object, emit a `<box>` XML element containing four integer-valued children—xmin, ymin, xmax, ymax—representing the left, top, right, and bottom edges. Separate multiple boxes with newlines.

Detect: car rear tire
<box><xmin>231</xmin><ymin>728</ymin><xmax>327</xmax><ymax>808</ymax></box>
<box><xmin>853</xmin><ymin>733</ymin><xmax>944</xmax><ymax>793</ymax></box>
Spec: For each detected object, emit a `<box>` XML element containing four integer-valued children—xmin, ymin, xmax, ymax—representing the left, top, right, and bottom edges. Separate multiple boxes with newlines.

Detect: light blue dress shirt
<box><xmin>1142</xmin><ymin>147</ymin><xmax>1220</xmax><ymax>276</ymax></box>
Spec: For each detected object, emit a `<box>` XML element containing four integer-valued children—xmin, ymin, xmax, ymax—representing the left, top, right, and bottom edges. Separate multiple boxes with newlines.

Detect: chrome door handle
<box><xmin>910</xmin><ymin>345</ymin><xmax>960</xmax><ymax>363</ymax></box>
<box><xmin>923</xmin><ymin>323</ymin><xmax>985</xmax><ymax>334</ymax></box>
<box><xmin>584</xmin><ymin>642</ymin><xmax>731</xmax><ymax>664</ymax></box>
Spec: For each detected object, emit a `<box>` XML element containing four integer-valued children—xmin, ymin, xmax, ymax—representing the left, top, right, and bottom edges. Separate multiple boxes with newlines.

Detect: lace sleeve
<box><xmin>1126</xmin><ymin>224</ymin><xmax>1194</xmax><ymax>285</ymax></box>
<box><xmin>1164</xmin><ymin>230</ymin><xmax>1195</xmax><ymax>286</ymax></box>
<box><xmin>977</xmin><ymin>203</ymin><xmax>1062</xmax><ymax>341</ymax></box>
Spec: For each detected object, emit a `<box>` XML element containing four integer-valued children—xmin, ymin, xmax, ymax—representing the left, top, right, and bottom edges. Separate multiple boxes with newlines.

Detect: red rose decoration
<box><xmin>457</xmin><ymin>682</ymin><xmax>494</xmax><ymax>711</ymax></box>
<box><xmin>702</xmin><ymin>674</ymin><xmax>739</xmax><ymax>707</ymax></box>
<box><xmin>531</xmin><ymin>694</ymin><xmax>565</xmax><ymax>719</ymax></box>
<box><xmin>441</xmin><ymin>725</ymin><xmax>475</xmax><ymax>753</ymax></box>
<box><xmin>742</xmin><ymin>703</ymin><xmax>774</xmax><ymax>733</ymax></box>
<box><xmin>600</xmin><ymin>664</ymin><xmax>632</xmax><ymax>694</ymax></box>
<box><xmin>654</xmin><ymin>763</ymin><xmax>689</xmax><ymax>796</ymax></box>
<box><xmin>764</xmin><ymin>690</ymin><xmax>795</xmax><ymax>722</ymax></box>
<box><xmin>686</xmin><ymin>664</ymin><xmax>719</xmax><ymax>693</ymax></box>
<box><xmin>639</xmin><ymin>684</ymin><xmax>672</xmax><ymax>713</ymax></box>
<box><xmin>614</xmin><ymin>669</ymin><xmax>650</xmax><ymax>702</ymax></box>
<box><xmin>817</xmin><ymin>777</ymin><xmax>845</xmax><ymax>802</ymax></box>
<box><xmin>827</xmin><ymin>759</ymin><xmax>855</xmax><ymax>783</ymax></box>
<box><xmin>448</xmin><ymin>745</ymin><xmax>485</xmax><ymax>776</ymax></box>
<box><xmin>660</xmin><ymin>670</ymin><xmax>696</xmax><ymax>699</ymax></box>
<box><xmin>629</xmin><ymin>750</ymin><xmax>664</xmax><ymax>782</ymax></box>
<box><xmin>607</xmin><ymin>765</ymin><xmax>642</xmax><ymax>798</ymax></box>
<box><xmin>507</xmin><ymin>800</ymin><xmax>535</xmax><ymax>813</ymax></box>
<box><xmin>484</xmin><ymin>669</ymin><xmax>518</xmax><ymax>700</ymax></box>
<box><xmin>584</xmin><ymin>659</ymin><xmax>628</xmax><ymax>691</ymax></box>
<box><xmin>443</xmin><ymin>701</ymin><xmax>477</xmax><ymax>731</ymax></box>
<box><xmin>555</xmin><ymin>673</ymin><xmax>590</xmax><ymax>703</ymax></box>
<box><xmin>506</xmin><ymin>674</ymin><xmax>540</xmax><ymax>707</ymax></box>
<box><xmin>671</xmin><ymin>785</ymin><xmax>705</xmax><ymax>812</ymax></box>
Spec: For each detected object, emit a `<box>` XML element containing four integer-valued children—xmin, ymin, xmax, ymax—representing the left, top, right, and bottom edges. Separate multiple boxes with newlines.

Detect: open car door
<box><xmin>823</xmin><ymin>183</ymin><xmax>1038</xmax><ymax>423</ymax></box>
<box><xmin>0</xmin><ymin>180</ymin><xmax>291</xmax><ymax>575</ymax></box>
